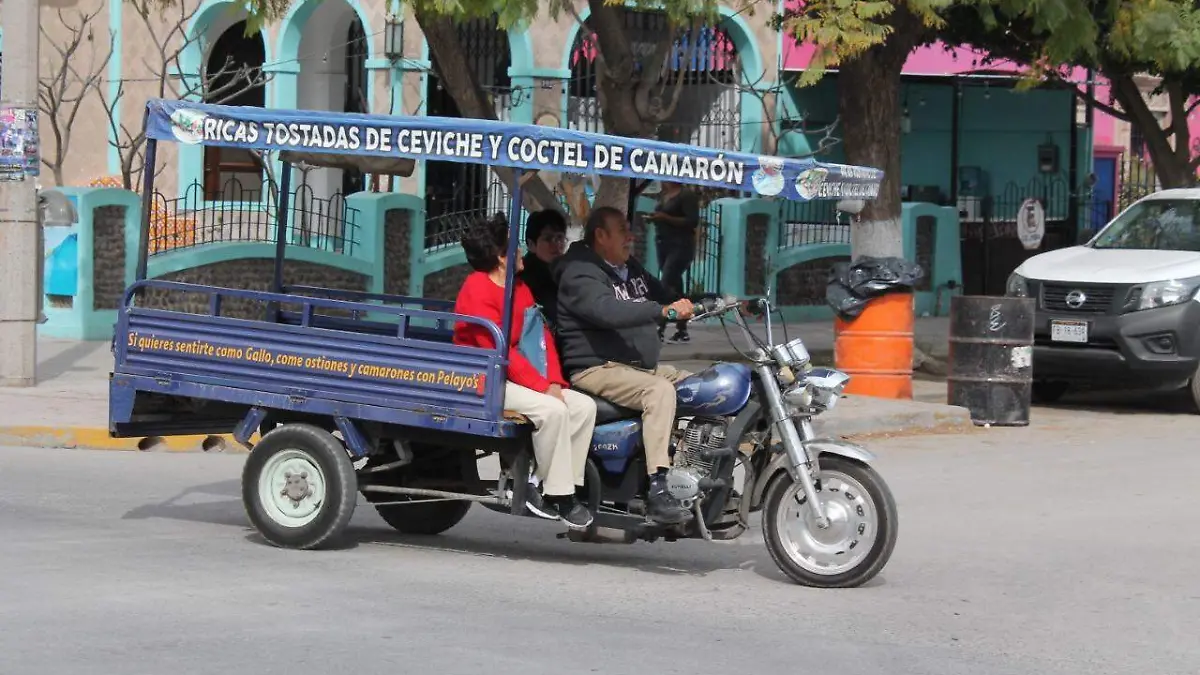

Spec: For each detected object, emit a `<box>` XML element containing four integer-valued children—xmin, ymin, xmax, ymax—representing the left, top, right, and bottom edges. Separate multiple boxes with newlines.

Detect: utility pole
<box><xmin>0</xmin><ymin>0</ymin><xmax>42</xmax><ymax>386</ymax></box>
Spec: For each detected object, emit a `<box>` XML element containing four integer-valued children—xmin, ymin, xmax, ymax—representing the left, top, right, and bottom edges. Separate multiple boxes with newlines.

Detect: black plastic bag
<box><xmin>825</xmin><ymin>256</ymin><xmax>925</xmax><ymax>321</ymax></box>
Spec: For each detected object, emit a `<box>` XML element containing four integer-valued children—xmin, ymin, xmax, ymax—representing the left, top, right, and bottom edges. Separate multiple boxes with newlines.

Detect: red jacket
<box><xmin>452</xmin><ymin>271</ymin><xmax>568</xmax><ymax>393</ymax></box>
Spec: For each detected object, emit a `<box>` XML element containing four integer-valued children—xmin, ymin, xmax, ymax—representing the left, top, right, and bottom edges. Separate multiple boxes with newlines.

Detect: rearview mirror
<box><xmin>1076</xmin><ymin>228</ymin><xmax>1096</xmax><ymax>245</ymax></box>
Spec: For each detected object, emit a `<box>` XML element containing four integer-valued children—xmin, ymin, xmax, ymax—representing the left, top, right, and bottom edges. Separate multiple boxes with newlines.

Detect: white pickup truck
<box><xmin>1006</xmin><ymin>188</ymin><xmax>1200</xmax><ymax>410</ymax></box>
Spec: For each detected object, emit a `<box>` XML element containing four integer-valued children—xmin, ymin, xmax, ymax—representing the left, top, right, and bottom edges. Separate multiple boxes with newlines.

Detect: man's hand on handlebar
<box><xmin>663</xmin><ymin>298</ymin><xmax>696</xmax><ymax>321</ymax></box>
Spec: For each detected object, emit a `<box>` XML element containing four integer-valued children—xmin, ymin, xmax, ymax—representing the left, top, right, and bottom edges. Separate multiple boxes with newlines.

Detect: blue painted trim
<box><xmin>511</xmin><ymin>66</ymin><xmax>571</xmax><ymax>79</ymax></box>
<box><xmin>38</xmin><ymin>188</ymin><xmax>142</xmax><ymax>340</ymax></box>
<box><xmin>107</xmin><ymin>0</ymin><xmax>123</xmax><ymax>174</ymax></box>
<box><xmin>276</xmin><ymin>0</ymin><xmax>377</xmax><ymax>115</ymax></box>
<box><xmin>145</xmin><ymin>242</ymin><xmax>368</xmax><ymax>280</ymax></box>
<box><xmin>177</xmin><ymin>0</ymin><xmax>275</xmax><ymax>201</ymax></box>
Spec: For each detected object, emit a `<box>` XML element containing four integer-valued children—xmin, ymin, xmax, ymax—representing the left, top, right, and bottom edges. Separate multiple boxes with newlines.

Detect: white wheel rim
<box><xmin>774</xmin><ymin>470</ymin><xmax>879</xmax><ymax>577</ymax></box>
<box><xmin>258</xmin><ymin>449</ymin><xmax>327</xmax><ymax>528</ymax></box>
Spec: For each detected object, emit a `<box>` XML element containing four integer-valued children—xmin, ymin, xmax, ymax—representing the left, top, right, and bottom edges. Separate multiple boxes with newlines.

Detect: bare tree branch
<box><xmin>38</xmin><ymin>7</ymin><xmax>115</xmax><ymax>185</ymax></box>
<box><xmin>91</xmin><ymin>0</ymin><xmax>273</xmax><ymax>191</ymax></box>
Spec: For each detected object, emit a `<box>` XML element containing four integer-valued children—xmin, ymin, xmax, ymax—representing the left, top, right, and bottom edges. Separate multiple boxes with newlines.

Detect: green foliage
<box><xmin>779</xmin><ymin>0</ymin><xmax>954</xmax><ymax>86</ymax></box>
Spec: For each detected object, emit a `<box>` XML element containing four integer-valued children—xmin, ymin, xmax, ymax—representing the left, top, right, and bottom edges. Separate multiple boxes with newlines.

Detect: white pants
<box><xmin>504</xmin><ymin>382</ymin><xmax>597</xmax><ymax>496</ymax></box>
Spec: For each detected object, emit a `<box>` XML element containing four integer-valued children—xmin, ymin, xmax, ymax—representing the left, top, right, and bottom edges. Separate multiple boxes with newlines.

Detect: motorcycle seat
<box><xmin>587</xmin><ymin>394</ymin><xmax>640</xmax><ymax>424</ymax></box>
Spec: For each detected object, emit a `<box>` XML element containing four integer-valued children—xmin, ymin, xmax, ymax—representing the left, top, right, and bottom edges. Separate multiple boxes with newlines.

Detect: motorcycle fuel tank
<box><xmin>675</xmin><ymin>362</ymin><xmax>753</xmax><ymax>417</ymax></box>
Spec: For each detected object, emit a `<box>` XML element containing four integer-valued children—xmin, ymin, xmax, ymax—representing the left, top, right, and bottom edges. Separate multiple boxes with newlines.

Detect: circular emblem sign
<box><xmin>1017</xmin><ymin>198</ymin><xmax>1046</xmax><ymax>251</ymax></box>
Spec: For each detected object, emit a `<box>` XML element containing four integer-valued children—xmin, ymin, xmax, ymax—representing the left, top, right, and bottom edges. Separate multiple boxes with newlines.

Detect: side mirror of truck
<box><xmin>1076</xmin><ymin>228</ymin><xmax>1096</xmax><ymax>245</ymax></box>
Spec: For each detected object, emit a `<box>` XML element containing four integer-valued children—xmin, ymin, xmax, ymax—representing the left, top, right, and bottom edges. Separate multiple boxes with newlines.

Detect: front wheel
<box><xmin>242</xmin><ymin>423</ymin><xmax>358</xmax><ymax>550</ymax></box>
<box><xmin>762</xmin><ymin>456</ymin><xmax>898</xmax><ymax>588</ymax></box>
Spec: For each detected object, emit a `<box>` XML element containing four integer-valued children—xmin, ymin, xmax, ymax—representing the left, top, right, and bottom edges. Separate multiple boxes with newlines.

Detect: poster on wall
<box><xmin>0</xmin><ymin>105</ymin><xmax>39</xmax><ymax>182</ymax></box>
<box><xmin>1017</xmin><ymin>198</ymin><xmax>1046</xmax><ymax>251</ymax></box>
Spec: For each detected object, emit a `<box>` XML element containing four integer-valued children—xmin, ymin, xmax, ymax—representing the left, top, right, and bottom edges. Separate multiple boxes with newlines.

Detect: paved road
<box><xmin>2</xmin><ymin>395</ymin><xmax>1198</xmax><ymax>675</ymax></box>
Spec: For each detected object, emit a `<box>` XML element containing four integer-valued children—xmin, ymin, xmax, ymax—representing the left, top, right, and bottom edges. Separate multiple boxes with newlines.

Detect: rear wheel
<box><xmin>762</xmin><ymin>456</ymin><xmax>898</xmax><ymax>588</ymax></box>
<box><xmin>242</xmin><ymin>423</ymin><xmax>357</xmax><ymax>549</ymax></box>
<box><xmin>375</xmin><ymin>499</ymin><xmax>472</xmax><ymax>535</ymax></box>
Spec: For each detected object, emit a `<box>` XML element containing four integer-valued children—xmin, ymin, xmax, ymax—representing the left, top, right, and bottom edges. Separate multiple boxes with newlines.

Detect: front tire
<box><xmin>242</xmin><ymin>423</ymin><xmax>358</xmax><ymax>550</ymax></box>
<box><xmin>762</xmin><ymin>456</ymin><xmax>898</xmax><ymax>588</ymax></box>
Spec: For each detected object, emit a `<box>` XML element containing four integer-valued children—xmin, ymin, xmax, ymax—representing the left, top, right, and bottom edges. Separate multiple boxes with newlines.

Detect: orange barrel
<box><xmin>833</xmin><ymin>292</ymin><xmax>914</xmax><ymax>399</ymax></box>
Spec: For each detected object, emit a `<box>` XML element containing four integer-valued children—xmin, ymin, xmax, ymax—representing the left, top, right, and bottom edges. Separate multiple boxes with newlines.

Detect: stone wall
<box><xmin>424</xmin><ymin>264</ymin><xmax>471</xmax><ymax>302</ymax></box>
<box><xmin>383</xmin><ymin>208</ymin><xmax>412</xmax><ymax>296</ymax></box>
<box><xmin>776</xmin><ymin>256</ymin><xmax>849</xmax><ymax>306</ymax></box>
<box><xmin>140</xmin><ymin>259</ymin><xmax>368</xmax><ymax>320</ymax></box>
<box><xmin>93</xmin><ymin>205</ymin><xmax>128</xmax><ymax>310</ymax></box>
<box><xmin>744</xmin><ymin>213</ymin><xmax>769</xmax><ymax>295</ymax></box>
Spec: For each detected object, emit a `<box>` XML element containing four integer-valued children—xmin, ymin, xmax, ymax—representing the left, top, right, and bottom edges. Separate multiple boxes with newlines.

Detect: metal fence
<box><xmin>149</xmin><ymin>178</ymin><xmax>360</xmax><ymax>256</ymax></box>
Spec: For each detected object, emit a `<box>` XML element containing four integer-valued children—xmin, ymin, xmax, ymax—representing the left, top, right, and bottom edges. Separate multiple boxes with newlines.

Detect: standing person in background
<box><xmin>647</xmin><ymin>181</ymin><xmax>700</xmax><ymax>343</ymax></box>
<box><xmin>520</xmin><ymin>210</ymin><xmax>568</xmax><ymax>325</ymax></box>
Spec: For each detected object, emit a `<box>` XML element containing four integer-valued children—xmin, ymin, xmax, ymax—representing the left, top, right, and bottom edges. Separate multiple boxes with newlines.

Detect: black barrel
<box><xmin>947</xmin><ymin>295</ymin><xmax>1036</xmax><ymax>426</ymax></box>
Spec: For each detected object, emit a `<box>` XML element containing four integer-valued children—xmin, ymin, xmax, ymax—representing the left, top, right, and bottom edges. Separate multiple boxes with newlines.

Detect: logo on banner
<box><xmin>751</xmin><ymin>156</ymin><xmax>785</xmax><ymax>196</ymax></box>
<box><xmin>169</xmin><ymin>109</ymin><xmax>207</xmax><ymax>145</ymax></box>
<box><xmin>795</xmin><ymin>167</ymin><xmax>829</xmax><ymax>201</ymax></box>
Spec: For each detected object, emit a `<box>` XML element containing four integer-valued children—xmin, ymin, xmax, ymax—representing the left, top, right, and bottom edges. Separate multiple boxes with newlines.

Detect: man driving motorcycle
<box><xmin>552</xmin><ymin>206</ymin><xmax>696</xmax><ymax>525</ymax></box>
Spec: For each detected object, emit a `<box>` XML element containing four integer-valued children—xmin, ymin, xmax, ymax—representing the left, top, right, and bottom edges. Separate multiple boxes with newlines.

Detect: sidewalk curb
<box><xmin>0</xmin><ymin>426</ymin><xmax>253</xmax><ymax>453</ymax></box>
<box><xmin>812</xmin><ymin>403</ymin><xmax>976</xmax><ymax>438</ymax></box>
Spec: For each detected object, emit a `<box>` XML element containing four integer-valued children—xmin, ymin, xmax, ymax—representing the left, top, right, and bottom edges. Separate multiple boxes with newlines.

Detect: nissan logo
<box><xmin>1065</xmin><ymin>290</ymin><xmax>1088</xmax><ymax>308</ymax></box>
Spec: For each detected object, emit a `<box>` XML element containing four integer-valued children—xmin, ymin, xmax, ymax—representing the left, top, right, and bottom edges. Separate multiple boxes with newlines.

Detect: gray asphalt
<box><xmin>1</xmin><ymin>394</ymin><xmax>1198</xmax><ymax>675</ymax></box>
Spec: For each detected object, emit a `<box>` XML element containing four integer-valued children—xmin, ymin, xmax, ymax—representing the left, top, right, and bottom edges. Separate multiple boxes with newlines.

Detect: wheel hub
<box><xmin>258</xmin><ymin>449</ymin><xmax>327</xmax><ymax>527</ymax></box>
<box><xmin>776</xmin><ymin>470</ymin><xmax>878</xmax><ymax>576</ymax></box>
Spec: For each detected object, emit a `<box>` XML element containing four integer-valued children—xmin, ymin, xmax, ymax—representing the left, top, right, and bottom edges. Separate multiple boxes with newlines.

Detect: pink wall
<box><xmin>783</xmin><ymin>40</ymin><xmax>1120</xmax><ymax>151</ymax></box>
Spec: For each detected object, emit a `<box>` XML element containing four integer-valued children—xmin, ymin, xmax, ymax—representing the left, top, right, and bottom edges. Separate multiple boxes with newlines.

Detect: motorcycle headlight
<box><xmin>1006</xmin><ymin>272</ymin><xmax>1029</xmax><ymax>298</ymax></box>
<box><xmin>1122</xmin><ymin>277</ymin><xmax>1200</xmax><ymax>313</ymax></box>
<box><xmin>806</xmin><ymin>367</ymin><xmax>850</xmax><ymax>411</ymax></box>
<box><xmin>783</xmin><ymin>367</ymin><xmax>850</xmax><ymax>413</ymax></box>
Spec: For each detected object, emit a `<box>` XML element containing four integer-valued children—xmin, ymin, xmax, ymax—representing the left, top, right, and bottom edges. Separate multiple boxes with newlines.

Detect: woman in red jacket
<box><xmin>452</xmin><ymin>216</ymin><xmax>597</xmax><ymax>530</ymax></box>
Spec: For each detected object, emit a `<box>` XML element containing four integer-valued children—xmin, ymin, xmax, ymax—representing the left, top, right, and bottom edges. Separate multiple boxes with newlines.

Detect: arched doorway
<box><xmin>423</xmin><ymin>16</ymin><xmax>513</xmax><ymax>248</ymax></box>
<box><xmin>566</xmin><ymin>10</ymin><xmax>741</xmax><ymax>150</ymax></box>
<box><xmin>202</xmin><ymin>19</ymin><xmax>267</xmax><ymax>201</ymax></box>
<box><xmin>295</xmin><ymin>0</ymin><xmax>369</xmax><ymax>204</ymax></box>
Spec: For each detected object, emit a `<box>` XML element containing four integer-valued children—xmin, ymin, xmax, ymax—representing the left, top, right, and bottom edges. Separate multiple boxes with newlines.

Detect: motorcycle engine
<box><xmin>665</xmin><ymin>419</ymin><xmax>728</xmax><ymax>504</ymax></box>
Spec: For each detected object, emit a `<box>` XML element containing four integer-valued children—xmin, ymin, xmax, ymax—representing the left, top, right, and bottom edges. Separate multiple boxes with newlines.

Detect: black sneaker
<box><xmin>646</xmin><ymin>473</ymin><xmax>691</xmax><ymax>525</ymax></box>
<box><xmin>521</xmin><ymin>483</ymin><xmax>560</xmax><ymax>521</ymax></box>
<box><xmin>548</xmin><ymin>495</ymin><xmax>594</xmax><ymax>530</ymax></box>
<box><xmin>668</xmin><ymin>330</ymin><xmax>690</xmax><ymax>343</ymax></box>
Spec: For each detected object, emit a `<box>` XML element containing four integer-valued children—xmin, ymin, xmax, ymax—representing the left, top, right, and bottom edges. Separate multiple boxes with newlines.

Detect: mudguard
<box><xmin>749</xmin><ymin>437</ymin><xmax>877</xmax><ymax>511</ymax></box>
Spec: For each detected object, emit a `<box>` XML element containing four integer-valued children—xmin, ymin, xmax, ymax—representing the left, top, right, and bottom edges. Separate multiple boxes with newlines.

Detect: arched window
<box><xmin>202</xmin><ymin>20</ymin><xmax>267</xmax><ymax>201</ymax></box>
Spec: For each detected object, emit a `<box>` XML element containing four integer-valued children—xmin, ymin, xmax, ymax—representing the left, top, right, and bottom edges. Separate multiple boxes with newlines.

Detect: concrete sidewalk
<box><xmin>0</xmin><ymin>321</ymin><xmax>968</xmax><ymax>452</ymax></box>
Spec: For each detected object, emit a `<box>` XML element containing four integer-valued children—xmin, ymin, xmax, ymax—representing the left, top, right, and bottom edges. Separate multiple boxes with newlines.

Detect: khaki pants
<box><xmin>504</xmin><ymin>382</ymin><xmax>597</xmax><ymax>496</ymax></box>
<box><xmin>570</xmin><ymin>362</ymin><xmax>692</xmax><ymax>475</ymax></box>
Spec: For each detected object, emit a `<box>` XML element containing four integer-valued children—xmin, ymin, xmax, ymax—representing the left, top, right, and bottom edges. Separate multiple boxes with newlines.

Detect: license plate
<box><xmin>1050</xmin><ymin>320</ymin><xmax>1088</xmax><ymax>343</ymax></box>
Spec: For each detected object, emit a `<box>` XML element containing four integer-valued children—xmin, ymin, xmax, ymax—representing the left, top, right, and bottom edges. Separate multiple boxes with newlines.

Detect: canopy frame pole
<box><xmin>496</xmin><ymin>169</ymin><xmax>526</xmax><ymax>416</ymax></box>
<box><xmin>134</xmin><ymin>136</ymin><xmax>157</xmax><ymax>285</ymax></box>
<box><xmin>271</xmin><ymin>162</ymin><xmax>294</xmax><ymax>295</ymax></box>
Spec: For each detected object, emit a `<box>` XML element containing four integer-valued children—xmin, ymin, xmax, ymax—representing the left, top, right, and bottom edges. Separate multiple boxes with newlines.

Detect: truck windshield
<box><xmin>1092</xmin><ymin>199</ymin><xmax>1200</xmax><ymax>251</ymax></box>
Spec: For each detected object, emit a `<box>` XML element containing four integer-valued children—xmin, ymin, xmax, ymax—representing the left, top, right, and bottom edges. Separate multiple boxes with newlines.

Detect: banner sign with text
<box><xmin>145</xmin><ymin>98</ymin><xmax>883</xmax><ymax>202</ymax></box>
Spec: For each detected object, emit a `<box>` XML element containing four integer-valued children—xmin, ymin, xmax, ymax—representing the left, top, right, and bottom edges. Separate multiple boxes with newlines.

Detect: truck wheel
<box><xmin>242</xmin><ymin>423</ymin><xmax>357</xmax><ymax>549</ymax></box>
<box><xmin>375</xmin><ymin>499</ymin><xmax>472</xmax><ymax>535</ymax></box>
<box><xmin>1031</xmin><ymin>381</ymin><xmax>1068</xmax><ymax>404</ymax></box>
<box><xmin>1189</xmin><ymin>371</ymin><xmax>1200</xmax><ymax>414</ymax></box>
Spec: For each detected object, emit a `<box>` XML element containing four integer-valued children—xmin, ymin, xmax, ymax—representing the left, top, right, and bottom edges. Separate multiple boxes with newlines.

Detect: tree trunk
<box><xmin>413</xmin><ymin>10</ymin><xmax>564</xmax><ymax>214</ymax></box>
<box><xmin>836</xmin><ymin>10</ymin><xmax>924</xmax><ymax>262</ymax></box>
<box><xmin>1108</xmin><ymin>73</ymin><xmax>1197</xmax><ymax>189</ymax></box>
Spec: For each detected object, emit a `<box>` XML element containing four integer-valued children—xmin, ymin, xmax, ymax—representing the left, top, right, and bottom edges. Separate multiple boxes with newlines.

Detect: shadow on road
<box><xmin>120</xmin><ymin>478</ymin><xmax>828</xmax><ymax>585</ymax></box>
